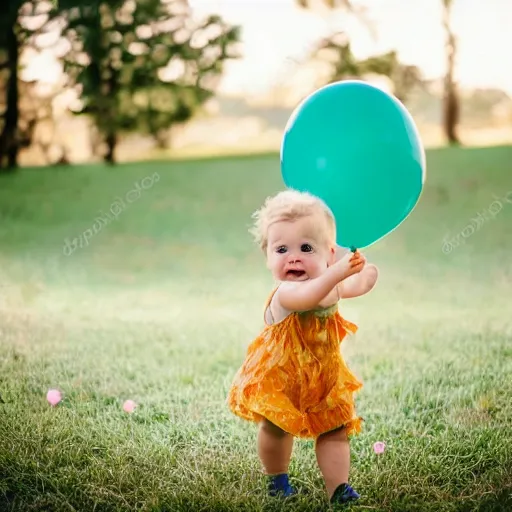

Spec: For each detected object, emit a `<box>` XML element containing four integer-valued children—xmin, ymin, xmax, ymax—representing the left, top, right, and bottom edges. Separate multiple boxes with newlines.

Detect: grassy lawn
<box><xmin>0</xmin><ymin>145</ymin><xmax>511</xmax><ymax>511</ymax></box>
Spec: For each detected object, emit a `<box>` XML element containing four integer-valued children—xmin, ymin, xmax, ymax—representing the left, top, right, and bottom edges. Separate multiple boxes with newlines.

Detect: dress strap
<box><xmin>263</xmin><ymin>287</ymin><xmax>279</xmax><ymax>325</ymax></box>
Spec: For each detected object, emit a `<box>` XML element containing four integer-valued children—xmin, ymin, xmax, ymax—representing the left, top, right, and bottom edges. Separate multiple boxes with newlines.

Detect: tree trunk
<box><xmin>154</xmin><ymin>130</ymin><xmax>170</xmax><ymax>149</ymax></box>
<box><xmin>444</xmin><ymin>86</ymin><xmax>460</xmax><ymax>145</ymax></box>
<box><xmin>442</xmin><ymin>0</ymin><xmax>461</xmax><ymax>146</ymax></box>
<box><xmin>104</xmin><ymin>131</ymin><xmax>116</xmax><ymax>164</ymax></box>
<box><xmin>103</xmin><ymin>63</ymin><xmax>117</xmax><ymax>164</ymax></box>
<box><xmin>0</xmin><ymin>22</ymin><xmax>20</xmax><ymax>172</ymax></box>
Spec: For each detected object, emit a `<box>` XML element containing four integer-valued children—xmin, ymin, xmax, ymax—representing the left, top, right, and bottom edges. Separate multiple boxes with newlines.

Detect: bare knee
<box><xmin>317</xmin><ymin>425</ymin><xmax>348</xmax><ymax>443</ymax></box>
<box><xmin>260</xmin><ymin>418</ymin><xmax>288</xmax><ymax>438</ymax></box>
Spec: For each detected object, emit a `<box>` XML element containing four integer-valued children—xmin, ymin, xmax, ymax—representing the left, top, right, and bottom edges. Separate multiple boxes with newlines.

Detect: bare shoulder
<box><xmin>267</xmin><ymin>282</ymin><xmax>299</xmax><ymax>324</ymax></box>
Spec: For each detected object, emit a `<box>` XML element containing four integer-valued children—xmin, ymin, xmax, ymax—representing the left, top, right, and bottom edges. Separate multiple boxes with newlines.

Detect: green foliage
<box><xmin>315</xmin><ymin>32</ymin><xmax>423</xmax><ymax>104</ymax></box>
<box><xmin>359</xmin><ymin>51</ymin><xmax>424</xmax><ymax>103</ymax></box>
<box><xmin>62</xmin><ymin>0</ymin><xmax>240</xmax><ymax>157</ymax></box>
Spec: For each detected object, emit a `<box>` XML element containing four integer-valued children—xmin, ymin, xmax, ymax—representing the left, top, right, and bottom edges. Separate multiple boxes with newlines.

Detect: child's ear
<box><xmin>327</xmin><ymin>246</ymin><xmax>336</xmax><ymax>266</ymax></box>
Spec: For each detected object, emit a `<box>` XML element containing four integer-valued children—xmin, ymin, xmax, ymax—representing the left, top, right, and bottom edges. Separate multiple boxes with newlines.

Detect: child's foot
<box><xmin>330</xmin><ymin>483</ymin><xmax>360</xmax><ymax>506</ymax></box>
<box><xmin>267</xmin><ymin>473</ymin><xmax>297</xmax><ymax>498</ymax></box>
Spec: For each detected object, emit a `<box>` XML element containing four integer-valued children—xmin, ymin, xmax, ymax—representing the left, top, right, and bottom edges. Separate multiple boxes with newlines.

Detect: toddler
<box><xmin>227</xmin><ymin>190</ymin><xmax>378</xmax><ymax>506</ymax></box>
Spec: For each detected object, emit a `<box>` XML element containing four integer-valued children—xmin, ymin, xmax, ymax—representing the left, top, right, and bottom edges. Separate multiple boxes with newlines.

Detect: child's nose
<box><xmin>288</xmin><ymin>252</ymin><xmax>302</xmax><ymax>263</ymax></box>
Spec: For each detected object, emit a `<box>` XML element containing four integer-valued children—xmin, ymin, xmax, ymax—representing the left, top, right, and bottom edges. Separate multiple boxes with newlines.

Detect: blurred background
<box><xmin>2</xmin><ymin>0</ymin><xmax>512</xmax><ymax>169</ymax></box>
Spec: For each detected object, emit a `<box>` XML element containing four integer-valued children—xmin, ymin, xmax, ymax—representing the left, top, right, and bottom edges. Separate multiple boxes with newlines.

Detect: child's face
<box><xmin>265</xmin><ymin>214</ymin><xmax>335</xmax><ymax>282</ymax></box>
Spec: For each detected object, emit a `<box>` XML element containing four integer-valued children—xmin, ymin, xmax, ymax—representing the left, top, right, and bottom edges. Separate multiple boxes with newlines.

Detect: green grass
<box><xmin>1</xmin><ymin>145</ymin><xmax>511</xmax><ymax>512</ymax></box>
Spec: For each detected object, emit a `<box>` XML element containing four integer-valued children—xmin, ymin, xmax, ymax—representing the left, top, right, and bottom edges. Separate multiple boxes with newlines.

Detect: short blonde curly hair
<box><xmin>250</xmin><ymin>189</ymin><xmax>336</xmax><ymax>252</ymax></box>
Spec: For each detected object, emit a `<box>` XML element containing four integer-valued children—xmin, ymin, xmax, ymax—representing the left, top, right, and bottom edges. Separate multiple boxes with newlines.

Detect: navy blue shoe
<box><xmin>330</xmin><ymin>483</ymin><xmax>360</xmax><ymax>505</ymax></box>
<box><xmin>267</xmin><ymin>473</ymin><xmax>298</xmax><ymax>498</ymax></box>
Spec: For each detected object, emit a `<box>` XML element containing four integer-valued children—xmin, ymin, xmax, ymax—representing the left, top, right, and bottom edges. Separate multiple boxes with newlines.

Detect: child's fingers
<box><xmin>351</xmin><ymin>255</ymin><xmax>365</xmax><ymax>267</ymax></box>
<box><xmin>350</xmin><ymin>251</ymin><xmax>365</xmax><ymax>261</ymax></box>
<box><xmin>351</xmin><ymin>254</ymin><xmax>366</xmax><ymax>267</ymax></box>
<box><xmin>350</xmin><ymin>254</ymin><xmax>363</xmax><ymax>265</ymax></box>
<box><xmin>350</xmin><ymin>261</ymin><xmax>364</xmax><ymax>271</ymax></box>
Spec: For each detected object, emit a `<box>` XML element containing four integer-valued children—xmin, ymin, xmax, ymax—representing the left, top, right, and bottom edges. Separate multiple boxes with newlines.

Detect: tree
<box><xmin>63</xmin><ymin>0</ymin><xmax>240</xmax><ymax>164</ymax></box>
<box><xmin>0</xmin><ymin>0</ymin><xmax>68</xmax><ymax>172</ymax></box>
<box><xmin>441</xmin><ymin>0</ymin><xmax>460</xmax><ymax>145</ymax></box>
<box><xmin>295</xmin><ymin>0</ymin><xmax>422</xmax><ymax>104</ymax></box>
<box><xmin>0</xmin><ymin>1</ymin><xmax>28</xmax><ymax>171</ymax></box>
<box><xmin>358</xmin><ymin>50</ymin><xmax>424</xmax><ymax>104</ymax></box>
<box><xmin>313</xmin><ymin>32</ymin><xmax>424</xmax><ymax>105</ymax></box>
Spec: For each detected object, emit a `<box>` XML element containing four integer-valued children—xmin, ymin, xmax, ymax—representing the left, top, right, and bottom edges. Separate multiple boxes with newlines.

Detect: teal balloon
<box><xmin>280</xmin><ymin>80</ymin><xmax>426</xmax><ymax>249</ymax></box>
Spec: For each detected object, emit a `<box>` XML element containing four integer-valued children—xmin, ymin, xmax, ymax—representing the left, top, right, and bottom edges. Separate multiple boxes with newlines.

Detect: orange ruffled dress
<box><xmin>226</xmin><ymin>289</ymin><xmax>363</xmax><ymax>439</ymax></box>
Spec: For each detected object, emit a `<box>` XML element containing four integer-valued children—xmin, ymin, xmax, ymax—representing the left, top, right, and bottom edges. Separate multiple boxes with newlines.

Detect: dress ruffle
<box><xmin>227</xmin><ymin>298</ymin><xmax>363</xmax><ymax>439</ymax></box>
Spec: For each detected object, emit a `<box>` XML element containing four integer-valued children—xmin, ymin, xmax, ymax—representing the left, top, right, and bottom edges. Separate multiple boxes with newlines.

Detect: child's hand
<box><xmin>335</xmin><ymin>250</ymin><xmax>365</xmax><ymax>281</ymax></box>
<box><xmin>278</xmin><ymin>250</ymin><xmax>368</xmax><ymax>312</ymax></box>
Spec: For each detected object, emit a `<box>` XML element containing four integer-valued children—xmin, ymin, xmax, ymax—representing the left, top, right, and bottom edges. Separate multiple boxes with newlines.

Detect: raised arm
<box><xmin>337</xmin><ymin>263</ymin><xmax>379</xmax><ymax>298</ymax></box>
<box><xmin>333</xmin><ymin>246</ymin><xmax>379</xmax><ymax>299</ymax></box>
<box><xmin>277</xmin><ymin>251</ymin><xmax>365</xmax><ymax>312</ymax></box>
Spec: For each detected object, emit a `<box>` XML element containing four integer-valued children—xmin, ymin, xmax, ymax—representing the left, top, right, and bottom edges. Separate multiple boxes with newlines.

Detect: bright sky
<box><xmin>189</xmin><ymin>0</ymin><xmax>512</xmax><ymax>96</ymax></box>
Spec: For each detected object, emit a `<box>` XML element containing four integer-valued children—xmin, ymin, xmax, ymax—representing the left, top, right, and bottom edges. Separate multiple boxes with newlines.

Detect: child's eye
<box><xmin>276</xmin><ymin>246</ymin><xmax>287</xmax><ymax>254</ymax></box>
<box><xmin>301</xmin><ymin>244</ymin><xmax>313</xmax><ymax>253</ymax></box>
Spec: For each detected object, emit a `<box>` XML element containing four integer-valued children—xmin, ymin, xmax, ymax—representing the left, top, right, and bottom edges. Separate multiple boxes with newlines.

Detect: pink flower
<box><xmin>46</xmin><ymin>389</ymin><xmax>62</xmax><ymax>406</ymax></box>
<box><xmin>373</xmin><ymin>441</ymin><xmax>386</xmax><ymax>454</ymax></box>
<box><xmin>123</xmin><ymin>399</ymin><xmax>136</xmax><ymax>413</ymax></box>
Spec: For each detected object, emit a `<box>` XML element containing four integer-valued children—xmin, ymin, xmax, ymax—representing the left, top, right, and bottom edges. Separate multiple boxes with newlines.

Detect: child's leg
<box><xmin>257</xmin><ymin>418</ymin><xmax>294</xmax><ymax>474</ymax></box>
<box><xmin>257</xmin><ymin>418</ymin><xmax>297</xmax><ymax>497</ymax></box>
<box><xmin>315</xmin><ymin>426</ymin><xmax>351</xmax><ymax>500</ymax></box>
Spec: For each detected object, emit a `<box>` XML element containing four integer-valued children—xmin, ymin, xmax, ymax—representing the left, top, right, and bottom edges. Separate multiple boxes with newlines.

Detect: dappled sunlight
<box><xmin>12</xmin><ymin>0</ymin><xmax>512</xmax><ymax>166</ymax></box>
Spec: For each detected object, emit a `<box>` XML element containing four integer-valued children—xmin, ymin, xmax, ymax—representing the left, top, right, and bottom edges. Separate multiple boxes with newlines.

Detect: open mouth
<box><xmin>286</xmin><ymin>270</ymin><xmax>306</xmax><ymax>278</ymax></box>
